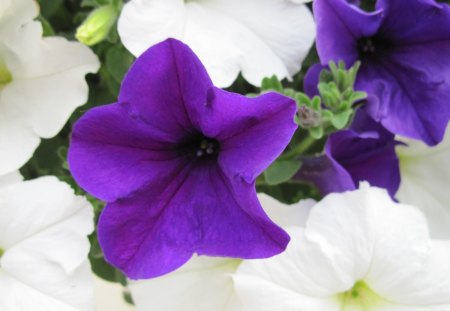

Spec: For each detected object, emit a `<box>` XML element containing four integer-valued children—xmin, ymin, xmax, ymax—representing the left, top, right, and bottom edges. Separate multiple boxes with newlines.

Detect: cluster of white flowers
<box><xmin>0</xmin><ymin>0</ymin><xmax>98</xmax><ymax>310</ymax></box>
<box><xmin>2</xmin><ymin>0</ymin><xmax>450</xmax><ymax>310</ymax></box>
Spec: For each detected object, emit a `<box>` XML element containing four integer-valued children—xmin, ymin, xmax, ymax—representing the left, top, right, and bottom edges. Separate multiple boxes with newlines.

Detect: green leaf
<box><xmin>309</xmin><ymin>126</ymin><xmax>324</xmax><ymax>139</ymax></box>
<box><xmin>264</xmin><ymin>160</ymin><xmax>302</xmax><ymax>185</ymax></box>
<box><xmin>331</xmin><ymin>110</ymin><xmax>353</xmax><ymax>129</ymax></box>
<box><xmin>106</xmin><ymin>46</ymin><xmax>135</xmax><ymax>83</ymax></box>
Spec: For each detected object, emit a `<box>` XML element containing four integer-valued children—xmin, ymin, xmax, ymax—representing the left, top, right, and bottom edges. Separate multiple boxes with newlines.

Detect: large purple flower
<box><xmin>314</xmin><ymin>0</ymin><xmax>450</xmax><ymax>145</ymax></box>
<box><xmin>68</xmin><ymin>39</ymin><xmax>297</xmax><ymax>279</ymax></box>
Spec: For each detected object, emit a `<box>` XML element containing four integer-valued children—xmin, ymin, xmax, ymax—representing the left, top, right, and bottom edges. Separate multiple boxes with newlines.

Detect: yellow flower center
<box><xmin>339</xmin><ymin>281</ymin><xmax>386</xmax><ymax>310</ymax></box>
<box><xmin>0</xmin><ymin>57</ymin><xmax>12</xmax><ymax>88</ymax></box>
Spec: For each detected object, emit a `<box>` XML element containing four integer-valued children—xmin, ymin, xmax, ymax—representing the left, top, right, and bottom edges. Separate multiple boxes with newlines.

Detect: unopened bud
<box><xmin>76</xmin><ymin>5</ymin><xmax>117</xmax><ymax>46</ymax></box>
<box><xmin>297</xmin><ymin>105</ymin><xmax>321</xmax><ymax>128</ymax></box>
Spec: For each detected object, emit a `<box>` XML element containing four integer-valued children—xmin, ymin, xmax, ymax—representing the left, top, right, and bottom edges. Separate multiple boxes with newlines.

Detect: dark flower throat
<box><xmin>178</xmin><ymin>134</ymin><xmax>220</xmax><ymax>160</ymax></box>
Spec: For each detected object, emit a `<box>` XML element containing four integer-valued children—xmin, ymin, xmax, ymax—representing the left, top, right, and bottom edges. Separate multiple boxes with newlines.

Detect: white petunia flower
<box><xmin>396</xmin><ymin>125</ymin><xmax>450</xmax><ymax>239</ymax></box>
<box><xmin>0</xmin><ymin>0</ymin><xmax>100</xmax><ymax>176</ymax></box>
<box><xmin>234</xmin><ymin>184</ymin><xmax>450</xmax><ymax>311</ymax></box>
<box><xmin>128</xmin><ymin>193</ymin><xmax>315</xmax><ymax>311</ymax></box>
<box><xmin>0</xmin><ymin>176</ymin><xmax>95</xmax><ymax>311</ymax></box>
<box><xmin>118</xmin><ymin>0</ymin><xmax>316</xmax><ymax>87</ymax></box>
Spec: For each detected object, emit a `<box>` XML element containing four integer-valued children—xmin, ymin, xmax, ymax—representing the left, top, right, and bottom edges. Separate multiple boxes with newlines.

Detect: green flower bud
<box><xmin>76</xmin><ymin>5</ymin><xmax>117</xmax><ymax>46</ymax></box>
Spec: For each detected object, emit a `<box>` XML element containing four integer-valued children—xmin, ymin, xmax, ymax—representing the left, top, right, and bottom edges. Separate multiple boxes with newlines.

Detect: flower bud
<box><xmin>76</xmin><ymin>5</ymin><xmax>117</xmax><ymax>46</ymax></box>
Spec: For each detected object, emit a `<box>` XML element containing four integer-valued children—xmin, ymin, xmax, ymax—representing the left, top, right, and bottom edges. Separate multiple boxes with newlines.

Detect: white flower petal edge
<box><xmin>396</xmin><ymin>125</ymin><xmax>450</xmax><ymax>239</ymax></box>
<box><xmin>234</xmin><ymin>184</ymin><xmax>450</xmax><ymax>310</ymax></box>
<box><xmin>94</xmin><ymin>277</ymin><xmax>134</xmax><ymax>311</ymax></box>
<box><xmin>0</xmin><ymin>0</ymin><xmax>100</xmax><ymax>176</ymax></box>
<box><xmin>0</xmin><ymin>170</ymin><xmax>22</xmax><ymax>188</ymax></box>
<box><xmin>118</xmin><ymin>0</ymin><xmax>316</xmax><ymax>87</ymax></box>
<box><xmin>0</xmin><ymin>176</ymin><xmax>95</xmax><ymax>311</ymax></box>
<box><xmin>128</xmin><ymin>194</ymin><xmax>314</xmax><ymax>311</ymax></box>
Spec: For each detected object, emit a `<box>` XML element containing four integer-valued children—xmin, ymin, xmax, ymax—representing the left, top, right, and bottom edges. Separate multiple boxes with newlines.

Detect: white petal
<box><xmin>0</xmin><ymin>177</ymin><xmax>95</xmax><ymax>310</ymax></box>
<box><xmin>0</xmin><ymin>118</ymin><xmax>40</xmax><ymax>176</ymax></box>
<box><xmin>0</xmin><ymin>262</ymin><xmax>94</xmax><ymax>311</ymax></box>
<box><xmin>130</xmin><ymin>256</ymin><xmax>240</xmax><ymax>311</ymax></box>
<box><xmin>0</xmin><ymin>170</ymin><xmax>22</xmax><ymax>188</ymax></box>
<box><xmin>236</xmin><ymin>227</ymin><xmax>354</xmax><ymax>298</ymax></box>
<box><xmin>235</xmin><ymin>185</ymin><xmax>450</xmax><ymax>309</ymax></box>
<box><xmin>0</xmin><ymin>176</ymin><xmax>93</xmax><ymax>249</ymax></box>
<box><xmin>234</xmin><ymin>274</ymin><xmax>340</xmax><ymax>311</ymax></box>
<box><xmin>118</xmin><ymin>0</ymin><xmax>316</xmax><ymax>87</ymax></box>
<box><xmin>94</xmin><ymin>277</ymin><xmax>134</xmax><ymax>311</ymax></box>
<box><xmin>3</xmin><ymin>23</ymin><xmax>100</xmax><ymax>138</ymax></box>
<box><xmin>258</xmin><ymin>192</ymin><xmax>315</xmax><ymax>228</ymax></box>
<box><xmin>396</xmin><ymin>125</ymin><xmax>450</xmax><ymax>238</ymax></box>
<box><xmin>0</xmin><ymin>21</ymin><xmax>99</xmax><ymax>175</ymax></box>
<box><xmin>0</xmin><ymin>0</ymin><xmax>38</xmax><ymax>43</ymax></box>
<box><xmin>304</xmin><ymin>184</ymin><xmax>430</xmax><ymax>289</ymax></box>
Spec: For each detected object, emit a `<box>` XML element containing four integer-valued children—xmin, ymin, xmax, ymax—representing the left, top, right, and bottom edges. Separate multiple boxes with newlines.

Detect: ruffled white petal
<box><xmin>0</xmin><ymin>170</ymin><xmax>22</xmax><ymax>188</ymax></box>
<box><xmin>130</xmin><ymin>256</ymin><xmax>241</xmax><ymax>311</ymax></box>
<box><xmin>0</xmin><ymin>14</ymin><xmax>100</xmax><ymax>175</ymax></box>
<box><xmin>94</xmin><ymin>277</ymin><xmax>134</xmax><ymax>311</ymax></box>
<box><xmin>0</xmin><ymin>177</ymin><xmax>95</xmax><ymax>311</ymax></box>
<box><xmin>234</xmin><ymin>185</ymin><xmax>450</xmax><ymax>310</ymax></box>
<box><xmin>396</xmin><ymin>125</ymin><xmax>450</xmax><ymax>238</ymax></box>
<box><xmin>118</xmin><ymin>0</ymin><xmax>315</xmax><ymax>87</ymax></box>
<box><xmin>258</xmin><ymin>192</ymin><xmax>315</xmax><ymax>228</ymax></box>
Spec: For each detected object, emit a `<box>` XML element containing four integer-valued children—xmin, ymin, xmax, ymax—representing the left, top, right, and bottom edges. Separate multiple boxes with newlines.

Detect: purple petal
<box><xmin>314</xmin><ymin>0</ymin><xmax>383</xmax><ymax>66</ymax></box>
<box><xmin>327</xmin><ymin>129</ymin><xmax>400</xmax><ymax>197</ymax></box>
<box><xmin>296</xmin><ymin>154</ymin><xmax>356</xmax><ymax>194</ymax></box>
<box><xmin>357</xmin><ymin>50</ymin><xmax>450</xmax><ymax>145</ymax></box>
<box><xmin>119</xmin><ymin>39</ymin><xmax>214</xmax><ymax>138</ymax></box>
<box><xmin>297</xmin><ymin>128</ymin><xmax>400</xmax><ymax>197</ymax></box>
<box><xmin>68</xmin><ymin>103</ymin><xmax>187</xmax><ymax>201</ymax></box>
<box><xmin>303</xmin><ymin>63</ymin><xmax>324</xmax><ymax>97</ymax></box>
<box><xmin>377</xmin><ymin>0</ymin><xmax>450</xmax><ymax>44</ymax></box>
<box><xmin>98</xmin><ymin>163</ymin><xmax>289</xmax><ymax>279</ymax></box>
<box><xmin>198</xmin><ymin>88</ymin><xmax>297</xmax><ymax>183</ymax></box>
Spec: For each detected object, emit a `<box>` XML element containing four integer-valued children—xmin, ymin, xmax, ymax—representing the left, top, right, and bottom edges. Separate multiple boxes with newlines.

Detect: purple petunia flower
<box><xmin>296</xmin><ymin>122</ymin><xmax>400</xmax><ymax>198</ymax></box>
<box><xmin>297</xmin><ymin>66</ymin><xmax>400</xmax><ymax>197</ymax></box>
<box><xmin>314</xmin><ymin>0</ymin><xmax>450</xmax><ymax>145</ymax></box>
<box><xmin>68</xmin><ymin>39</ymin><xmax>297</xmax><ymax>279</ymax></box>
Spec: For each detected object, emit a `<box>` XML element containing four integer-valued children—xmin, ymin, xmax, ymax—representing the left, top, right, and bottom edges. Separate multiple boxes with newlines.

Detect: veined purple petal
<box><xmin>314</xmin><ymin>0</ymin><xmax>450</xmax><ymax>145</ymax></box>
<box><xmin>314</xmin><ymin>0</ymin><xmax>383</xmax><ymax>66</ymax></box>
<box><xmin>69</xmin><ymin>103</ymin><xmax>186</xmax><ymax>202</ymax></box>
<box><xmin>198</xmin><ymin>88</ymin><xmax>297</xmax><ymax>183</ymax></box>
<box><xmin>99</xmin><ymin>163</ymin><xmax>289</xmax><ymax>279</ymax></box>
<box><xmin>119</xmin><ymin>39</ymin><xmax>214</xmax><ymax>138</ymax></box>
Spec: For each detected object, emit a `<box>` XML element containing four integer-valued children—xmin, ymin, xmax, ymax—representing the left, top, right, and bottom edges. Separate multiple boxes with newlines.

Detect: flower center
<box><xmin>357</xmin><ymin>36</ymin><xmax>393</xmax><ymax>57</ymax></box>
<box><xmin>339</xmin><ymin>281</ymin><xmax>386</xmax><ymax>310</ymax></box>
<box><xmin>358</xmin><ymin>37</ymin><xmax>377</xmax><ymax>54</ymax></box>
<box><xmin>178</xmin><ymin>134</ymin><xmax>220</xmax><ymax>160</ymax></box>
<box><xmin>0</xmin><ymin>57</ymin><xmax>12</xmax><ymax>88</ymax></box>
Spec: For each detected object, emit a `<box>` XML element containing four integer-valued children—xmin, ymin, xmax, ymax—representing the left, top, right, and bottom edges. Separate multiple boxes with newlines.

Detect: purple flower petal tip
<box><xmin>68</xmin><ymin>39</ymin><xmax>297</xmax><ymax>279</ymax></box>
<box><xmin>314</xmin><ymin>0</ymin><xmax>450</xmax><ymax>145</ymax></box>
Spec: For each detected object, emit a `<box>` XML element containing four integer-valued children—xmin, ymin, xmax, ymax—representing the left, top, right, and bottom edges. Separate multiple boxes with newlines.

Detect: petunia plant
<box><xmin>9</xmin><ymin>0</ymin><xmax>450</xmax><ymax>310</ymax></box>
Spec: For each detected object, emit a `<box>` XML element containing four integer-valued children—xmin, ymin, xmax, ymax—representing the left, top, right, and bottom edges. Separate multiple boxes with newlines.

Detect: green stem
<box><xmin>280</xmin><ymin>135</ymin><xmax>317</xmax><ymax>160</ymax></box>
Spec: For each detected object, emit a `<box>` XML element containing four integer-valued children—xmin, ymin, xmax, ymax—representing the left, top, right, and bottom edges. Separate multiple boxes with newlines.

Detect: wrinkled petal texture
<box><xmin>314</xmin><ymin>0</ymin><xmax>450</xmax><ymax>145</ymax></box>
<box><xmin>235</xmin><ymin>185</ymin><xmax>450</xmax><ymax>309</ymax></box>
<box><xmin>0</xmin><ymin>177</ymin><xmax>94</xmax><ymax>311</ymax></box>
<box><xmin>118</xmin><ymin>0</ymin><xmax>316</xmax><ymax>87</ymax></box>
<box><xmin>0</xmin><ymin>3</ymin><xmax>100</xmax><ymax>175</ymax></box>
<box><xmin>69</xmin><ymin>39</ymin><xmax>297</xmax><ymax>279</ymax></box>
